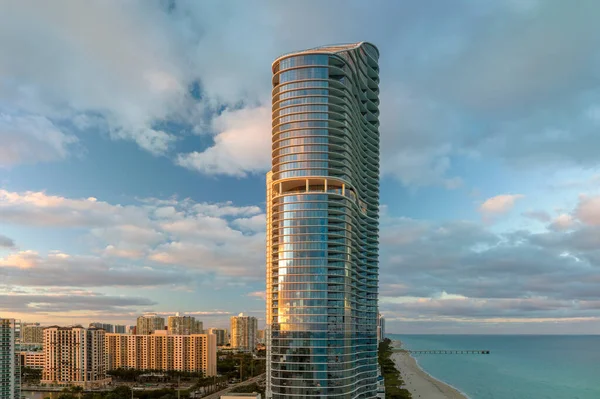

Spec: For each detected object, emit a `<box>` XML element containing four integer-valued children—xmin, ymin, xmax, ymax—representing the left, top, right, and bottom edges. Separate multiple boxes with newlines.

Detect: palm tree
<box><xmin>70</xmin><ymin>385</ymin><xmax>84</xmax><ymax>399</ymax></box>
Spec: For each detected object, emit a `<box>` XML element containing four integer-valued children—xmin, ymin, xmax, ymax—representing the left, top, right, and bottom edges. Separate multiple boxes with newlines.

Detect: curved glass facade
<box><xmin>266</xmin><ymin>42</ymin><xmax>380</xmax><ymax>398</ymax></box>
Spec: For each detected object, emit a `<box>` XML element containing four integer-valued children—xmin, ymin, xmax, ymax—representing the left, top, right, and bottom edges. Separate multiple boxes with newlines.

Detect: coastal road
<box><xmin>196</xmin><ymin>373</ymin><xmax>265</xmax><ymax>399</ymax></box>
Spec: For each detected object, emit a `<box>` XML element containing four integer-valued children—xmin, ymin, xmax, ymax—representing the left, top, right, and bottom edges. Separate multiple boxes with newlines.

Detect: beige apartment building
<box><xmin>230</xmin><ymin>314</ymin><xmax>257</xmax><ymax>352</ymax></box>
<box><xmin>105</xmin><ymin>333</ymin><xmax>216</xmax><ymax>376</ymax></box>
<box><xmin>42</xmin><ymin>326</ymin><xmax>110</xmax><ymax>388</ymax></box>
<box><xmin>20</xmin><ymin>351</ymin><xmax>45</xmax><ymax>369</ymax></box>
<box><xmin>136</xmin><ymin>314</ymin><xmax>165</xmax><ymax>335</ymax></box>
<box><xmin>167</xmin><ymin>313</ymin><xmax>203</xmax><ymax>335</ymax></box>
<box><xmin>206</xmin><ymin>328</ymin><xmax>227</xmax><ymax>346</ymax></box>
<box><xmin>22</xmin><ymin>323</ymin><xmax>44</xmax><ymax>344</ymax></box>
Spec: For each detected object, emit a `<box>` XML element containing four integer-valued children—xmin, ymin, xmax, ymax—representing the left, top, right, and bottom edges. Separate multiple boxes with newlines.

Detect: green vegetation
<box><xmin>21</xmin><ymin>366</ymin><xmax>42</xmax><ymax>383</ymax></box>
<box><xmin>378</xmin><ymin>338</ymin><xmax>412</xmax><ymax>399</ymax></box>
<box><xmin>229</xmin><ymin>382</ymin><xmax>264</xmax><ymax>397</ymax></box>
<box><xmin>216</xmin><ymin>352</ymin><xmax>266</xmax><ymax>380</ymax></box>
<box><xmin>49</xmin><ymin>385</ymin><xmax>189</xmax><ymax>399</ymax></box>
<box><xmin>107</xmin><ymin>369</ymin><xmax>203</xmax><ymax>382</ymax></box>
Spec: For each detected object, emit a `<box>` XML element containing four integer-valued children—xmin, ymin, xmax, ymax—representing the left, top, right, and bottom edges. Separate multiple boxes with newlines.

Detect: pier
<box><xmin>393</xmin><ymin>349</ymin><xmax>490</xmax><ymax>355</ymax></box>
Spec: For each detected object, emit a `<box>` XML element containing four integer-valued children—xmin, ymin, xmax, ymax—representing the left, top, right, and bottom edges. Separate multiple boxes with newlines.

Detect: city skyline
<box><xmin>3</xmin><ymin>1</ymin><xmax>600</xmax><ymax>334</ymax></box>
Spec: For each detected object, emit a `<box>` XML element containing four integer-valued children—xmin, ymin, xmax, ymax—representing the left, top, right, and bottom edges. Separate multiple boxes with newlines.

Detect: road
<box><xmin>198</xmin><ymin>373</ymin><xmax>265</xmax><ymax>399</ymax></box>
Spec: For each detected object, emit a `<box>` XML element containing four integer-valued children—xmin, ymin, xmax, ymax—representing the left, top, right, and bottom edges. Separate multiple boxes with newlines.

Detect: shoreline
<box><xmin>391</xmin><ymin>340</ymin><xmax>468</xmax><ymax>399</ymax></box>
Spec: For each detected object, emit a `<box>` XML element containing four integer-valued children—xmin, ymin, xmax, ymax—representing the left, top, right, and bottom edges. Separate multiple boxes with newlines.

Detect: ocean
<box><xmin>389</xmin><ymin>334</ymin><xmax>600</xmax><ymax>399</ymax></box>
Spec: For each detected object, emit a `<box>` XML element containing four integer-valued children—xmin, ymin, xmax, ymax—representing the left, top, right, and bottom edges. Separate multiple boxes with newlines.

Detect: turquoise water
<box><xmin>389</xmin><ymin>334</ymin><xmax>600</xmax><ymax>399</ymax></box>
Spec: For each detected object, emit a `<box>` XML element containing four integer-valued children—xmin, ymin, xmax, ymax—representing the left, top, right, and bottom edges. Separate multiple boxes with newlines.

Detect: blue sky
<box><xmin>2</xmin><ymin>0</ymin><xmax>600</xmax><ymax>333</ymax></box>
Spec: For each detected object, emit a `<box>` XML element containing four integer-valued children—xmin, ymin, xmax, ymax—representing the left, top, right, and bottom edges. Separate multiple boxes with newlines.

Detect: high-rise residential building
<box><xmin>105</xmin><ymin>333</ymin><xmax>216</xmax><ymax>376</ymax></box>
<box><xmin>266</xmin><ymin>42</ymin><xmax>380</xmax><ymax>398</ymax></box>
<box><xmin>42</xmin><ymin>326</ymin><xmax>109</xmax><ymax>388</ymax></box>
<box><xmin>89</xmin><ymin>322</ymin><xmax>114</xmax><ymax>333</ymax></box>
<box><xmin>256</xmin><ymin>329</ymin><xmax>266</xmax><ymax>344</ymax></box>
<box><xmin>167</xmin><ymin>313</ymin><xmax>203</xmax><ymax>335</ymax></box>
<box><xmin>230</xmin><ymin>314</ymin><xmax>257</xmax><ymax>352</ymax></box>
<box><xmin>377</xmin><ymin>313</ymin><xmax>385</xmax><ymax>342</ymax></box>
<box><xmin>21</xmin><ymin>323</ymin><xmax>44</xmax><ymax>344</ymax></box>
<box><xmin>114</xmin><ymin>325</ymin><xmax>126</xmax><ymax>334</ymax></box>
<box><xmin>206</xmin><ymin>328</ymin><xmax>227</xmax><ymax>346</ymax></box>
<box><xmin>136</xmin><ymin>314</ymin><xmax>165</xmax><ymax>335</ymax></box>
<box><xmin>0</xmin><ymin>318</ymin><xmax>21</xmax><ymax>399</ymax></box>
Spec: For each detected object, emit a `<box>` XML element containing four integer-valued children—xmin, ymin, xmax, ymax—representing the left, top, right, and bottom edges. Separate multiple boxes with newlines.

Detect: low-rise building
<box><xmin>20</xmin><ymin>351</ymin><xmax>45</xmax><ymax>369</ymax></box>
<box><xmin>220</xmin><ymin>394</ymin><xmax>261</xmax><ymax>399</ymax></box>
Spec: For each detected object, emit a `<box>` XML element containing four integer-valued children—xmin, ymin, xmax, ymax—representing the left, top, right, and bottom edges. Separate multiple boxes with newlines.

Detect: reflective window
<box><xmin>275</xmin><ymin>104</ymin><xmax>328</xmax><ymax>117</ymax></box>
<box><xmin>276</xmin><ymin>87</ymin><xmax>329</xmax><ymax>100</ymax></box>
<box><xmin>277</xmin><ymin>112</ymin><xmax>328</xmax><ymax>125</ymax></box>
<box><xmin>278</xmin><ymin>96</ymin><xmax>329</xmax><ymax>108</ymax></box>
<box><xmin>279</xmin><ymin>68</ymin><xmax>328</xmax><ymax>83</ymax></box>
<box><xmin>279</xmin><ymin>55</ymin><xmax>328</xmax><ymax>70</ymax></box>
<box><xmin>275</xmin><ymin>136</ymin><xmax>328</xmax><ymax>147</ymax></box>
<box><xmin>275</xmin><ymin>121</ymin><xmax>328</xmax><ymax>132</ymax></box>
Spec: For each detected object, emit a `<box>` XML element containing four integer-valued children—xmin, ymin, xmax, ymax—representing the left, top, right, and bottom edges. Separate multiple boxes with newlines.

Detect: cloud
<box><xmin>176</xmin><ymin>106</ymin><xmax>271</xmax><ymax>177</ymax></box>
<box><xmin>479</xmin><ymin>194</ymin><xmax>524</xmax><ymax>215</ymax></box>
<box><xmin>522</xmin><ymin>210</ymin><xmax>551</xmax><ymax>222</ymax></box>
<box><xmin>247</xmin><ymin>291</ymin><xmax>266</xmax><ymax>300</ymax></box>
<box><xmin>0</xmin><ymin>1</ymin><xmax>185</xmax><ymax>156</ymax></box>
<box><xmin>575</xmin><ymin>195</ymin><xmax>600</xmax><ymax>225</ymax></box>
<box><xmin>549</xmin><ymin>214</ymin><xmax>575</xmax><ymax>231</ymax></box>
<box><xmin>0</xmin><ymin>189</ymin><xmax>148</xmax><ymax>227</ymax></box>
<box><xmin>0</xmin><ymin>250</ymin><xmax>38</xmax><ymax>269</ymax></box>
<box><xmin>0</xmin><ymin>189</ymin><xmax>265</xmax><ymax>282</ymax></box>
<box><xmin>0</xmin><ymin>288</ymin><xmax>156</xmax><ymax>314</ymax></box>
<box><xmin>231</xmin><ymin>214</ymin><xmax>267</xmax><ymax>233</ymax></box>
<box><xmin>376</xmin><ymin>195</ymin><xmax>600</xmax><ymax>327</ymax></box>
<box><xmin>0</xmin><ymin>250</ymin><xmax>186</xmax><ymax>287</ymax></box>
<box><xmin>3</xmin><ymin>1</ymin><xmax>600</xmax><ymax>183</ymax></box>
<box><xmin>0</xmin><ymin>114</ymin><xmax>78</xmax><ymax>167</ymax></box>
<box><xmin>0</xmin><ymin>234</ymin><xmax>15</xmax><ymax>248</ymax></box>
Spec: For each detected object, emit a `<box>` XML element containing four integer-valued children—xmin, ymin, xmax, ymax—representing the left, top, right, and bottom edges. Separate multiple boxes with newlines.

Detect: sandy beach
<box><xmin>391</xmin><ymin>340</ymin><xmax>467</xmax><ymax>399</ymax></box>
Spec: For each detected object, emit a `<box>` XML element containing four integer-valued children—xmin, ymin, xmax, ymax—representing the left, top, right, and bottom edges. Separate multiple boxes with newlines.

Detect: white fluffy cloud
<box><xmin>0</xmin><ymin>189</ymin><xmax>266</xmax><ymax>283</ymax></box>
<box><xmin>575</xmin><ymin>195</ymin><xmax>600</xmax><ymax>225</ymax></box>
<box><xmin>0</xmin><ymin>114</ymin><xmax>78</xmax><ymax>167</ymax></box>
<box><xmin>479</xmin><ymin>194</ymin><xmax>524</xmax><ymax>215</ymax></box>
<box><xmin>177</xmin><ymin>106</ymin><xmax>271</xmax><ymax>177</ymax></box>
<box><xmin>3</xmin><ymin>1</ymin><xmax>600</xmax><ymax>184</ymax></box>
<box><xmin>0</xmin><ymin>1</ymin><xmax>186</xmax><ymax>157</ymax></box>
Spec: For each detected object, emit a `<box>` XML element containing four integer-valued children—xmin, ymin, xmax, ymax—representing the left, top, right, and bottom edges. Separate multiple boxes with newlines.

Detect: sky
<box><xmin>2</xmin><ymin>0</ymin><xmax>600</xmax><ymax>334</ymax></box>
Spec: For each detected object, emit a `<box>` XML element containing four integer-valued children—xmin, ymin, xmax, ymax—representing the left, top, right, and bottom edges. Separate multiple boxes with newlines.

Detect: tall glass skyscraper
<box><xmin>266</xmin><ymin>42</ymin><xmax>380</xmax><ymax>398</ymax></box>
